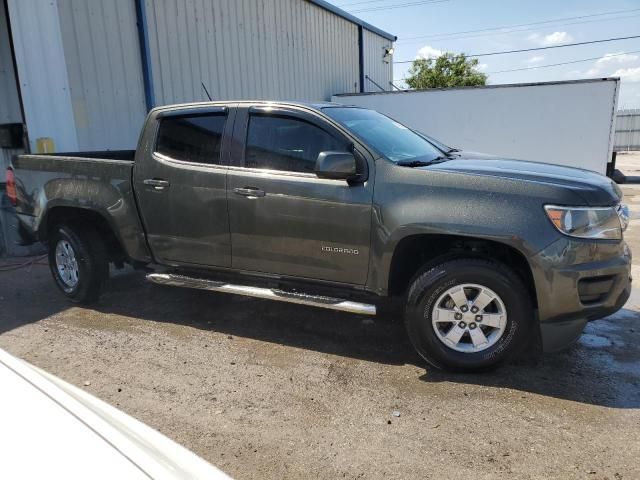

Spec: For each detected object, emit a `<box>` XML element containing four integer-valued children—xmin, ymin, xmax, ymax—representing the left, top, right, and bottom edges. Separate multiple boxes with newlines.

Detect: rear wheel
<box><xmin>405</xmin><ymin>258</ymin><xmax>532</xmax><ymax>372</ymax></box>
<box><xmin>48</xmin><ymin>224</ymin><xmax>108</xmax><ymax>304</ymax></box>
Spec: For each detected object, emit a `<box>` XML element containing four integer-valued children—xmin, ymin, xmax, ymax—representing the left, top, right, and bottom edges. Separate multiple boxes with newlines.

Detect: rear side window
<box><xmin>155</xmin><ymin>113</ymin><xmax>226</xmax><ymax>164</ymax></box>
<box><xmin>245</xmin><ymin>114</ymin><xmax>350</xmax><ymax>173</ymax></box>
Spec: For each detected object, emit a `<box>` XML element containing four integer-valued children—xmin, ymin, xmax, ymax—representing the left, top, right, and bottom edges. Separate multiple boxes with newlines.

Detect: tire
<box><xmin>48</xmin><ymin>224</ymin><xmax>109</xmax><ymax>304</ymax></box>
<box><xmin>405</xmin><ymin>258</ymin><xmax>533</xmax><ymax>372</ymax></box>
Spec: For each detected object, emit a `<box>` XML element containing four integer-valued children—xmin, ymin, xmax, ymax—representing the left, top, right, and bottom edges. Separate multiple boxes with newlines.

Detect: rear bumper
<box><xmin>531</xmin><ymin>237</ymin><xmax>632</xmax><ymax>352</ymax></box>
<box><xmin>14</xmin><ymin>212</ymin><xmax>38</xmax><ymax>245</ymax></box>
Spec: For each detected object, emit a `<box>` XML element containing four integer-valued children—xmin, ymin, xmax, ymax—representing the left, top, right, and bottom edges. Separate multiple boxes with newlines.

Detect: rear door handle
<box><xmin>143</xmin><ymin>178</ymin><xmax>170</xmax><ymax>190</ymax></box>
<box><xmin>233</xmin><ymin>187</ymin><xmax>265</xmax><ymax>198</ymax></box>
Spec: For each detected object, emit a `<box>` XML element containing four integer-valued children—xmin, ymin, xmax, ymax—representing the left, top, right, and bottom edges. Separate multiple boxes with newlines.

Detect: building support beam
<box><xmin>358</xmin><ymin>25</ymin><xmax>364</xmax><ymax>93</ymax></box>
<box><xmin>134</xmin><ymin>0</ymin><xmax>155</xmax><ymax>111</ymax></box>
<box><xmin>2</xmin><ymin>0</ymin><xmax>26</xmax><ymax>132</ymax></box>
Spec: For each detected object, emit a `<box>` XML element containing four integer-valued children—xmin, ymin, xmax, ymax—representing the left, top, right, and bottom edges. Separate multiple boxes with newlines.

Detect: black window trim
<box><xmin>156</xmin><ymin>105</ymin><xmax>228</xmax><ymax>119</ymax></box>
<box><xmin>152</xmin><ymin>108</ymin><xmax>229</xmax><ymax>167</ymax></box>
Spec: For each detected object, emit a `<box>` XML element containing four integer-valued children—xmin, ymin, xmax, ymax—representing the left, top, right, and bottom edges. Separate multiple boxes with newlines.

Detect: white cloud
<box><xmin>586</xmin><ymin>52</ymin><xmax>640</xmax><ymax>76</ymax></box>
<box><xmin>528</xmin><ymin>32</ymin><xmax>573</xmax><ymax>46</ymax></box>
<box><xmin>544</xmin><ymin>32</ymin><xmax>572</xmax><ymax>45</ymax></box>
<box><xmin>612</xmin><ymin>67</ymin><xmax>640</xmax><ymax>82</ymax></box>
<box><xmin>477</xmin><ymin>63</ymin><xmax>488</xmax><ymax>71</ymax></box>
<box><xmin>416</xmin><ymin>45</ymin><xmax>442</xmax><ymax>60</ymax></box>
<box><xmin>526</xmin><ymin>55</ymin><xmax>545</xmax><ymax>64</ymax></box>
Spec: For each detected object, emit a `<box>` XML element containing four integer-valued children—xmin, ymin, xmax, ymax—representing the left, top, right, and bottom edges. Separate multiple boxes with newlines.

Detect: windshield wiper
<box><xmin>396</xmin><ymin>156</ymin><xmax>449</xmax><ymax>167</ymax></box>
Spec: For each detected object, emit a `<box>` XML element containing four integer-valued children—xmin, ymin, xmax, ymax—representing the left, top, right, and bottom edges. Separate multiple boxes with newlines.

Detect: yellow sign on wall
<box><xmin>35</xmin><ymin>137</ymin><xmax>55</xmax><ymax>153</ymax></box>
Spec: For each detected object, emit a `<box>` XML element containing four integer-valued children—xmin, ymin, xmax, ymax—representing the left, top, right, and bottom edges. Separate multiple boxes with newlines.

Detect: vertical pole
<box><xmin>135</xmin><ymin>0</ymin><xmax>155</xmax><ymax>111</ymax></box>
<box><xmin>358</xmin><ymin>25</ymin><xmax>364</xmax><ymax>93</ymax></box>
<box><xmin>3</xmin><ymin>0</ymin><xmax>28</xmax><ymax>150</ymax></box>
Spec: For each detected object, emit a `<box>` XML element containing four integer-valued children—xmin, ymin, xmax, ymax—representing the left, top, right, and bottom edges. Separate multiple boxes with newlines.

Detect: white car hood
<box><xmin>0</xmin><ymin>349</ymin><xmax>231</xmax><ymax>480</ymax></box>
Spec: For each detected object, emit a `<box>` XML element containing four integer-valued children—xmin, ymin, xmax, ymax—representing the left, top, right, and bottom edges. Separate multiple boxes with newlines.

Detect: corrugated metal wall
<box><xmin>615</xmin><ymin>109</ymin><xmax>640</xmax><ymax>151</ymax></box>
<box><xmin>4</xmin><ymin>0</ymin><xmax>393</xmax><ymax>153</ymax></box>
<box><xmin>0</xmin><ymin>1</ymin><xmax>21</xmax><ymax>126</ymax></box>
<box><xmin>144</xmin><ymin>0</ymin><xmax>361</xmax><ymax>104</ymax></box>
<box><xmin>57</xmin><ymin>0</ymin><xmax>147</xmax><ymax>150</ymax></box>
<box><xmin>0</xmin><ymin>1</ymin><xmax>23</xmax><ymax>256</ymax></box>
<box><xmin>362</xmin><ymin>28</ymin><xmax>393</xmax><ymax>93</ymax></box>
<box><xmin>7</xmin><ymin>0</ymin><xmax>79</xmax><ymax>152</ymax></box>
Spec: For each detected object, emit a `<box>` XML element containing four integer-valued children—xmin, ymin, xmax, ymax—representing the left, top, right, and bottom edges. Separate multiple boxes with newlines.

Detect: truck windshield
<box><xmin>323</xmin><ymin>107</ymin><xmax>444</xmax><ymax>163</ymax></box>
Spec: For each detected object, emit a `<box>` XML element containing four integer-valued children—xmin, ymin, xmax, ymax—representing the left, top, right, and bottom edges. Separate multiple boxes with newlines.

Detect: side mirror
<box><xmin>315</xmin><ymin>151</ymin><xmax>356</xmax><ymax>180</ymax></box>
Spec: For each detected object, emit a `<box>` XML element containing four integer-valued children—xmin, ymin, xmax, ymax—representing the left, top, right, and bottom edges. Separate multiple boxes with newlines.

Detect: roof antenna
<box><xmin>201</xmin><ymin>81</ymin><xmax>212</xmax><ymax>101</ymax></box>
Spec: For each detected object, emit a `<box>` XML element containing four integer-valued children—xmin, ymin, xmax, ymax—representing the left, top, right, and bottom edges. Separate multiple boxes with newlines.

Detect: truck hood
<box><xmin>423</xmin><ymin>153</ymin><xmax>621</xmax><ymax>206</ymax></box>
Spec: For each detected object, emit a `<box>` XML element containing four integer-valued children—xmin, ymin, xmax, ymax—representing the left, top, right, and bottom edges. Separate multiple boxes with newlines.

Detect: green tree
<box><xmin>406</xmin><ymin>53</ymin><xmax>487</xmax><ymax>89</ymax></box>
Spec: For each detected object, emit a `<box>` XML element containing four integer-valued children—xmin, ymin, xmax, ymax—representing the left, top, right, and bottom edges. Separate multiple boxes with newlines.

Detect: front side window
<box><xmin>323</xmin><ymin>107</ymin><xmax>443</xmax><ymax>163</ymax></box>
<box><xmin>155</xmin><ymin>113</ymin><xmax>226</xmax><ymax>164</ymax></box>
<box><xmin>245</xmin><ymin>114</ymin><xmax>350</xmax><ymax>173</ymax></box>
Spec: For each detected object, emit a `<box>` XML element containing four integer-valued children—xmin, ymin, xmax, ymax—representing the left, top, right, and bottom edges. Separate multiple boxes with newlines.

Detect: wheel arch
<box><xmin>42</xmin><ymin>206</ymin><xmax>127</xmax><ymax>265</ymax></box>
<box><xmin>386</xmin><ymin>233</ymin><xmax>538</xmax><ymax>308</ymax></box>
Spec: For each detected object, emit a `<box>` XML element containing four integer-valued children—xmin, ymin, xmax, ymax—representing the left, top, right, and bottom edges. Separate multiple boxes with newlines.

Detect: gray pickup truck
<box><xmin>6</xmin><ymin>101</ymin><xmax>632</xmax><ymax>371</ymax></box>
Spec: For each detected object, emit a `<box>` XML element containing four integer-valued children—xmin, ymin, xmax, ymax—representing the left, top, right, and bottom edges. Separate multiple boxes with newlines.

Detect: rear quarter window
<box><xmin>155</xmin><ymin>113</ymin><xmax>226</xmax><ymax>164</ymax></box>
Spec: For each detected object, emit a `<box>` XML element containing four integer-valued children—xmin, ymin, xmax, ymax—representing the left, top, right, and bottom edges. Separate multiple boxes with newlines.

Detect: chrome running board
<box><xmin>146</xmin><ymin>273</ymin><xmax>377</xmax><ymax>316</ymax></box>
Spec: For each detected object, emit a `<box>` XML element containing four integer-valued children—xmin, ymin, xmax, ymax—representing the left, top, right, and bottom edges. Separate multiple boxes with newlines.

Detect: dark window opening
<box><xmin>155</xmin><ymin>113</ymin><xmax>226</xmax><ymax>164</ymax></box>
<box><xmin>245</xmin><ymin>115</ymin><xmax>350</xmax><ymax>173</ymax></box>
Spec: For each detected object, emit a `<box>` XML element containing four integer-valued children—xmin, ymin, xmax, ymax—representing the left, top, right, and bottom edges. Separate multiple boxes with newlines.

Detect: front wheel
<box><xmin>48</xmin><ymin>224</ymin><xmax>109</xmax><ymax>304</ymax></box>
<box><xmin>405</xmin><ymin>258</ymin><xmax>533</xmax><ymax>372</ymax></box>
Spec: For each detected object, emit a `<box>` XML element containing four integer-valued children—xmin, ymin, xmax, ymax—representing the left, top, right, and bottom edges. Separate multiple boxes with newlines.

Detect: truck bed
<box><xmin>9</xmin><ymin>151</ymin><xmax>150</xmax><ymax>262</ymax></box>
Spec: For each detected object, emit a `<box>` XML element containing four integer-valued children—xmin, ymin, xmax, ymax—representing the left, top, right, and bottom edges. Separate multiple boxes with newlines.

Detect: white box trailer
<box><xmin>332</xmin><ymin>78</ymin><xmax>620</xmax><ymax>176</ymax></box>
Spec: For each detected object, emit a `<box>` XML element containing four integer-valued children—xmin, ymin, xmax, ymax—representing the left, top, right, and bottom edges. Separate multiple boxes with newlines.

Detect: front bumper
<box><xmin>531</xmin><ymin>236</ymin><xmax>632</xmax><ymax>352</ymax></box>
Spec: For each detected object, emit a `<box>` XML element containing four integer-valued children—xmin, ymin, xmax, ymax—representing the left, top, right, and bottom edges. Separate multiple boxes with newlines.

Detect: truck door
<box><xmin>133</xmin><ymin>106</ymin><xmax>234</xmax><ymax>267</ymax></box>
<box><xmin>226</xmin><ymin>105</ymin><xmax>373</xmax><ymax>285</ymax></box>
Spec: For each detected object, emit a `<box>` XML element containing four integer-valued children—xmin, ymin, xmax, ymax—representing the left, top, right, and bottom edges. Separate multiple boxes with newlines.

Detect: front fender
<box><xmin>366</xmin><ymin>159</ymin><xmax>574</xmax><ymax>295</ymax></box>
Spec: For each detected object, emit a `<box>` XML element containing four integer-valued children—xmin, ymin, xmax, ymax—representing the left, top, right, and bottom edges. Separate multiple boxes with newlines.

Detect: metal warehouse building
<box><xmin>615</xmin><ymin>109</ymin><xmax>640</xmax><ymax>151</ymax></box>
<box><xmin>0</xmin><ymin>0</ymin><xmax>395</xmax><ymax>255</ymax></box>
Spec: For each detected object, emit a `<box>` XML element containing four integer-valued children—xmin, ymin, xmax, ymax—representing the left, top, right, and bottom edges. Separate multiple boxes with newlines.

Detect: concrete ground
<box><xmin>1</xmin><ymin>183</ymin><xmax>640</xmax><ymax>479</ymax></box>
<box><xmin>615</xmin><ymin>150</ymin><xmax>640</xmax><ymax>181</ymax></box>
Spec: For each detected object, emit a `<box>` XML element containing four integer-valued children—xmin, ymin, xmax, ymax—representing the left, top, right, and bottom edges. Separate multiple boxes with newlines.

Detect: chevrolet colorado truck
<box><xmin>6</xmin><ymin>101</ymin><xmax>632</xmax><ymax>371</ymax></box>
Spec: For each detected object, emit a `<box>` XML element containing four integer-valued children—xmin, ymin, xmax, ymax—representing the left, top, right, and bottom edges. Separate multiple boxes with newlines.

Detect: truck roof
<box><xmin>150</xmin><ymin>100</ymin><xmax>352</xmax><ymax>114</ymax></box>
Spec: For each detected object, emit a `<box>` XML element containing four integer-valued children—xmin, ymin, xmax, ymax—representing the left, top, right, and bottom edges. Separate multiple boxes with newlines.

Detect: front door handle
<box><xmin>143</xmin><ymin>178</ymin><xmax>170</xmax><ymax>190</ymax></box>
<box><xmin>233</xmin><ymin>187</ymin><xmax>265</xmax><ymax>198</ymax></box>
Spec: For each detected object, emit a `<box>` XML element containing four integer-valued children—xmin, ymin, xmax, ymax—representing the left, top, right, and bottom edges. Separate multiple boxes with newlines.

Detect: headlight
<box><xmin>544</xmin><ymin>205</ymin><xmax>622</xmax><ymax>240</ymax></box>
<box><xmin>616</xmin><ymin>203</ymin><xmax>629</xmax><ymax>231</ymax></box>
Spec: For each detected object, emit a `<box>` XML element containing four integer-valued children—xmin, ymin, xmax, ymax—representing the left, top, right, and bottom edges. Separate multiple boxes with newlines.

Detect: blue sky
<box><xmin>331</xmin><ymin>0</ymin><xmax>640</xmax><ymax>108</ymax></box>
